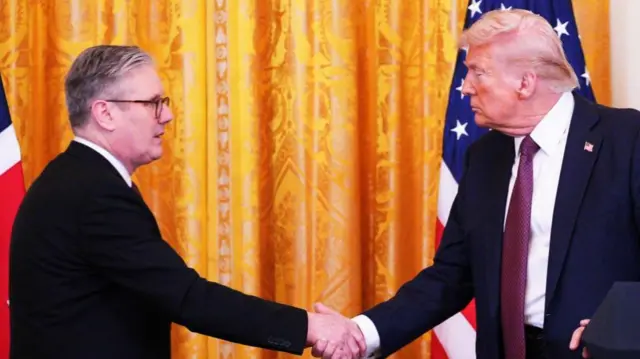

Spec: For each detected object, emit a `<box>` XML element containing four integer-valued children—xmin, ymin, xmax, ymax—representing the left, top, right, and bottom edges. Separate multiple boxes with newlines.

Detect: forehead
<box><xmin>119</xmin><ymin>65</ymin><xmax>164</xmax><ymax>98</ymax></box>
<box><xmin>464</xmin><ymin>44</ymin><xmax>494</xmax><ymax>69</ymax></box>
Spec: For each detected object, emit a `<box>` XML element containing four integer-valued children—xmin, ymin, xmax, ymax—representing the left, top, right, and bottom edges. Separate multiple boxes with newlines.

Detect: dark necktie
<box><xmin>501</xmin><ymin>135</ymin><xmax>539</xmax><ymax>359</ymax></box>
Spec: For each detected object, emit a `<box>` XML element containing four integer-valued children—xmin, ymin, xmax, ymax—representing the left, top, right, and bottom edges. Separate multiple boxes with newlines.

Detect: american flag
<box><xmin>431</xmin><ymin>1</ymin><xmax>595</xmax><ymax>358</ymax></box>
<box><xmin>0</xmin><ymin>75</ymin><xmax>25</xmax><ymax>356</ymax></box>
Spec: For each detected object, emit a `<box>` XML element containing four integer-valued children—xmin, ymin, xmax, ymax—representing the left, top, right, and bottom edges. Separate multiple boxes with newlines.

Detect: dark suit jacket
<box><xmin>9</xmin><ymin>141</ymin><xmax>308</xmax><ymax>359</ymax></box>
<box><xmin>362</xmin><ymin>93</ymin><xmax>640</xmax><ymax>359</ymax></box>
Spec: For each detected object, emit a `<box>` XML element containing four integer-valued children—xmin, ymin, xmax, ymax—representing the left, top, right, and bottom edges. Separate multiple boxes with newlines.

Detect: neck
<box><xmin>501</xmin><ymin>92</ymin><xmax>563</xmax><ymax>137</ymax></box>
<box><xmin>74</xmin><ymin>128</ymin><xmax>137</xmax><ymax>174</ymax></box>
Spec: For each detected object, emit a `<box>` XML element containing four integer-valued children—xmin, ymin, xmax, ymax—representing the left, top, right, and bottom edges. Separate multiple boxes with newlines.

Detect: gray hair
<box><xmin>64</xmin><ymin>45</ymin><xmax>153</xmax><ymax>128</ymax></box>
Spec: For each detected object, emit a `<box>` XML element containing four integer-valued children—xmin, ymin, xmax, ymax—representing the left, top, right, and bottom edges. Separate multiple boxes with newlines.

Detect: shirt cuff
<box><xmin>352</xmin><ymin>314</ymin><xmax>381</xmax><ymax>358</ymax></box>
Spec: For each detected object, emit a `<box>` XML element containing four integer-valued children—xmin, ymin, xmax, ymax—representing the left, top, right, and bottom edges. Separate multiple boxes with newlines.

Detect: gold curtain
<box><xmin>0</xmin><ymin>1</ymin><xmax>608</xmax><ymax>358</ymax></box>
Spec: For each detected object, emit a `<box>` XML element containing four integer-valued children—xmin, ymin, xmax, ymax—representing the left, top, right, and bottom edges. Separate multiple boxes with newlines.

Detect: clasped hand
<box><xmin>306</xmin><ymin>303</ymin><xmax>367</xmax><ymax>359</ymax></box>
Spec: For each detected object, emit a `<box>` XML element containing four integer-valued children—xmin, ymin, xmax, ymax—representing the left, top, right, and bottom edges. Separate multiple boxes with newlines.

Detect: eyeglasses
<box><xmin>105</xmin><ymin>96</ymin><xmax>170</xmax><ymax>119</ymax></box>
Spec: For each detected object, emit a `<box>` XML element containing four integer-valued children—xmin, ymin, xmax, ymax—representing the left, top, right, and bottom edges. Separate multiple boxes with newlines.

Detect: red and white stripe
<box><xmin>0</xmin><ymin>121</ymin><xmax>25</xmax><ymax>357</ymax></box>
<box><xmin>431</xmin><ymin>160</ymin><xmax>477</xmax><ymax>359</ymax></box>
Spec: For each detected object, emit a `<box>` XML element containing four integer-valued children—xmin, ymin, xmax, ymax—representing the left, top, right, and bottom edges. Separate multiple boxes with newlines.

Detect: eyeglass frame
<box><xmin>102</xmin><ymin>96</ymin><xmax>171</xmax><ymax>119</ymax></box>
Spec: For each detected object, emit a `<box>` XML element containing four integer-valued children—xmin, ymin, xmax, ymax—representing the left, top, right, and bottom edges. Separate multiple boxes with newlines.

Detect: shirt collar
<box><xmin>73</xmin><ymin>136</ymin><xmax>132</xmax><ymax>187</ymax></box>
<box><xmin>514</xmin><ymin>91</ymin><xmax>574</xmax><ymax>156</ymax></box>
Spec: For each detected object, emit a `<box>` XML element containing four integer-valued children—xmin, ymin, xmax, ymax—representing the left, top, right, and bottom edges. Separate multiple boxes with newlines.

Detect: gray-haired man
<box><xmin>8</xmin><ymin>45</ymin><xmax>365</xmax><ymax>359</ymax></box>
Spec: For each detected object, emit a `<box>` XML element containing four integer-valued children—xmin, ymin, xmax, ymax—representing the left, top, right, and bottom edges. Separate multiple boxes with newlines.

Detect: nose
<box><xmin>160</xmin><ymin>104</ymin><xmax>173</xmax><ymax>124</ymax></box>
<box><xmin>461</xmin><ymin>73</ymin><xmax>476</xmax><ymax>96</ymax></box>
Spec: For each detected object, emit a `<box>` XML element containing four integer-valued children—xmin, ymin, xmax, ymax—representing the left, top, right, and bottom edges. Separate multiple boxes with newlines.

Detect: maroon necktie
<box><xmin>501</xmin><ymin>135</ymin><xmax>539</xmax><ymax>359</ymax></box>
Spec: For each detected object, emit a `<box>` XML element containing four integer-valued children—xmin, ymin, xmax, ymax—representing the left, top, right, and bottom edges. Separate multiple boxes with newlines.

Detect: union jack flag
<box><xmin>0</xmin><ymin>74</ymin><xmax>25</xmax><ymax>357</ymax></box>
<box><xmin>432</xmin><ymin>1</ymin><xmax>595</xmax><ymax>358</ymax></box>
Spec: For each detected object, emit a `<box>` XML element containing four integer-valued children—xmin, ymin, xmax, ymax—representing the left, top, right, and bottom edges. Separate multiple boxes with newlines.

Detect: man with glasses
<box><xmin>8</xmin><ymin>45</ymin><xmax>365</xmax><ymax>359</ymax></box>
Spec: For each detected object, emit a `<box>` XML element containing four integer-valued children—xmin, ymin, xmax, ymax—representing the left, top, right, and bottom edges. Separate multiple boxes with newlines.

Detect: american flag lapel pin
<box><xmin>584</xmin><ymin>141</ymin><xmax>594</xmax><ymax>152</ymax></box>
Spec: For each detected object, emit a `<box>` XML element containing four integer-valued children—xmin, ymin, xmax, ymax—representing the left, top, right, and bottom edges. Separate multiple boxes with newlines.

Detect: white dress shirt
<box><xmin>73</xmin><ymin>136</ymin><xmax>132</xmax><ymax>187</ymax></box>
<box><xmin>352</xmin><ymin>92</ymin><xmax>575</xmax><ymax>358</ymax></box>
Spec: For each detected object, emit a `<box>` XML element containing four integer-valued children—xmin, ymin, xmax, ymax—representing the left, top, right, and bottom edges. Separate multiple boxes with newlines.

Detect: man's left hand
<box><xmin>569</xmin><ymin>319</ymin><xmax>590</xmax><ymax>358</ymax></box>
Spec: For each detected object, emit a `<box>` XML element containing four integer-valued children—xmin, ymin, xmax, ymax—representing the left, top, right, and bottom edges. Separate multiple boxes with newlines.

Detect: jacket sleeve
<box><xmin>360</xmin><ymin>150</ymin><xmax>475</xmax><ymax>357</ymax></box>
<box><xmin>79</xmin><ymin>189</ymin><xmax>308</xmax><ymax>355</ymax></box>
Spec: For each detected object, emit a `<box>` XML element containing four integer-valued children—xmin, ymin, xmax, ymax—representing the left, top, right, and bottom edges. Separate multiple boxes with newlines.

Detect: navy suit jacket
<box><xmin>362</xmin><ymin>93</ymin><xmax>640</xmax><ymax>359</ymax></box>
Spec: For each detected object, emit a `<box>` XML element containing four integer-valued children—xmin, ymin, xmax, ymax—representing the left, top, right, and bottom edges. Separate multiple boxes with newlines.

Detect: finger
<box><xmin>583</xmin><ymin>347</ymin><xmax>589</xmax><ymax>358</ymax></box>
<box><xmin>330</xmin><ymin>346</ymin><xmax>347</xmax><ymax>359</ymax></box>
<box><xmin>312</xmin><ymin>339</ymin><xmax>328</xmax><ymax>357</ymax></box>
<box><xmin>346</xmin><ymin>335</ymin><xmax>360</xmax><ymax>357</ymax></box>
<box><xmin>350</xmin><ymin>326</ymin><xmax>366</xmax><ymax>355</ymax></box>
<box><xmin>569</xmin><ymin>327</ymin><xmax>585</xmax><ymax>349</ymax></box>
<box><xmin>322</xmin><ymin>342</ymin><xmax>337</xmax><ymax>359</ymax></box>
<box><xmin>335</xmin><ymin>346</ymin><xmax>353</xmax><ymax>359</ymax></box>
<box><xmin>314</xmin><ymin>302</ymin><xmax>340</xmax><ymax>316</ymax></box>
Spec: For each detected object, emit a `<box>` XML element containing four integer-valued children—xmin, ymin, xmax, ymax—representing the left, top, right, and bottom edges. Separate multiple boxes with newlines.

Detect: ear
<box><xmin>516</xmin><ymin>70</ymin><xmax>537</xmax><ymax>99</ymax></box>
<box><xmin>89</xmin><ymin>100</ymin><xmax>116</xmax><ymax>131</ymax></box>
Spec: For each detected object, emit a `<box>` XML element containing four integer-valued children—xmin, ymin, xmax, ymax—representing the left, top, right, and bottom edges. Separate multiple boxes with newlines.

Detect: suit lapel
<box><xmin>481</xmin><ymin>133</ymin><xmax>515</xmax><ymax>319</ymax></box>
<box><xmin>545</xmin><ymin>93</ymin><xmax>601</xmax><ymax>309</ymax></box>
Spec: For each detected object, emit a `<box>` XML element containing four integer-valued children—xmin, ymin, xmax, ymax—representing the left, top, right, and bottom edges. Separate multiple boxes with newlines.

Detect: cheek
<box><xmin>132</xmin><ymin>118</ymin><xmax>155</xmax><ymax>140</ymax></box>
<box><xmin>474</xmin><ymin>84</ymin><xmax>493</xmax><ymax>108</ymax></box>
<box><xmin>477</xmin><ymin>84</ymin><xmax>511</xmax><ymax>109</ymax></box>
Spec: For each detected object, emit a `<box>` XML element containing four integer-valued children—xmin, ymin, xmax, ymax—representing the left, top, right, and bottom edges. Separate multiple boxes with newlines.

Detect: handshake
<box><xmin>305</xmin><ymin>303</ymin><xmax>368</xmax><ymax>359</ymax></box>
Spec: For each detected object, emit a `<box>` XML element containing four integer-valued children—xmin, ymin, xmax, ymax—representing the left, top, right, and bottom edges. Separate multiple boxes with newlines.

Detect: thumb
<box><xmin>580</xmin><ymin>319</ymin><xmax>590</xmax><ymax>326</ymax></box>
<box><xmin>314</xmin><ymin>302</ymin><xmax>339</xmax><ymax>316</ymax></box>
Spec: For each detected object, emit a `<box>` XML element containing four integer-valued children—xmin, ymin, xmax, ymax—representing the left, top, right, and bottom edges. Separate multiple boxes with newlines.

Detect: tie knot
<box><xmin>519</xmin><ymin>135</ymin><xmax>539</xmax><ymax>157</ymax></box>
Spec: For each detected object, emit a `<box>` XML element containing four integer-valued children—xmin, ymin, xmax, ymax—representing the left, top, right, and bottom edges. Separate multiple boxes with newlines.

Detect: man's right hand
<box><xmin>569</xmin><ymin>319</ymin><xmax>590</xmax><ymax>358</ymax></box>
<box><xmin>306</xmin><ymin>303</ymin><xmax>366</xmax><ymax>359</ymax></box>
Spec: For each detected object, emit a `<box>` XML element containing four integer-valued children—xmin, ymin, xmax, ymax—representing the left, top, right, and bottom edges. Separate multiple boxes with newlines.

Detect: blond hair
<box><xmin>459</xmin><ymin>9</ymin><xmax>579</xmax><ymax>92</ymax></box>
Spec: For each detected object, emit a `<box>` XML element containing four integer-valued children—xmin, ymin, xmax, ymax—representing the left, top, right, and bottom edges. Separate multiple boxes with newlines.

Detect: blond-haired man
<box><xmin>313</xmin><ymin>9</ymin><xmax>640</xmax><ymax>359</ymax></box>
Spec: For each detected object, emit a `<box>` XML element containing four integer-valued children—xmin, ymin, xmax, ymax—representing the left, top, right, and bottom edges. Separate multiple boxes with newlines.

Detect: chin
<box><xmin>150</xmin><ymin>151</ymin><xmax>163</xmax><ymax>161</ymax></box>
<box><xmin>473</xmin><ymin>114</ymin><xmax>488</xmax><ymax>128</ymax></box>
<box><xmin>142</xmin><ymin>150</ymin><xmax>163</xmax><ymax>164</ymax></box>
<box><xmin>151</xmin><ymin>143</ymin><xmax>164</xmax><ymax>156</ymax></box>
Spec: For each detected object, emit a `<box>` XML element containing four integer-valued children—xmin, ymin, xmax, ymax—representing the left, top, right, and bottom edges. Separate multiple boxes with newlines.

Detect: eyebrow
<box><xmin>464</xmin><ymin>61</ymin><xmax>479</xmax><ymax>70</ymax></box>
<box><xmin>147</xmin><ymin>94</ymin><xmax>164</xmax><ymax>101</ymax></box>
